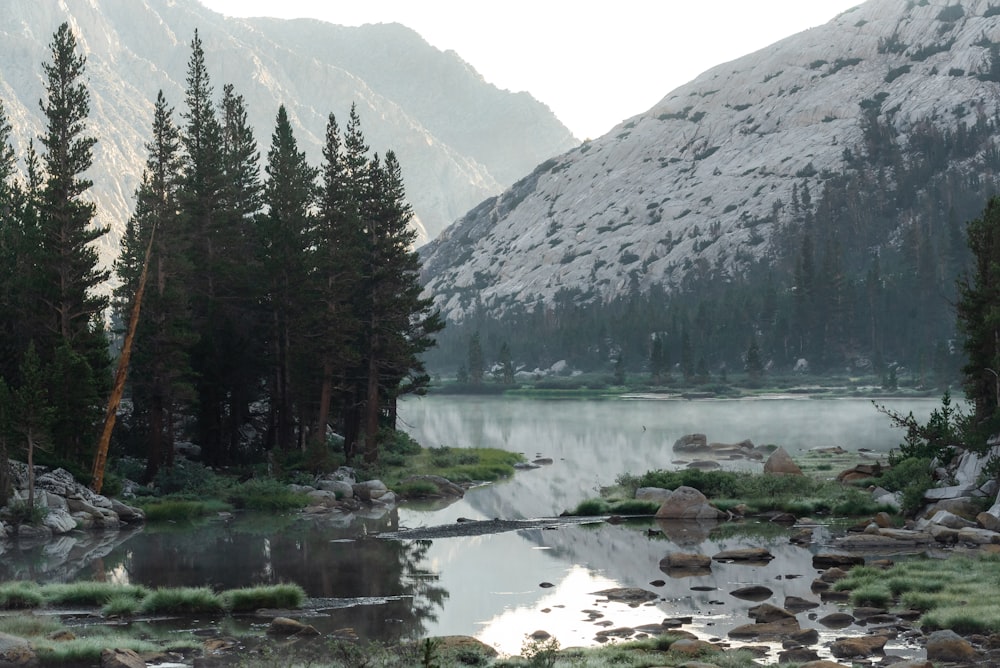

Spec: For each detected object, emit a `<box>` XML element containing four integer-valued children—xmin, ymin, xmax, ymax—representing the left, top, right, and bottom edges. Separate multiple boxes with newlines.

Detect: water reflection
<box><xmin>0</xmin><ymin>397</ymin><xmax>939</xmax><ymax>659</ymax></box>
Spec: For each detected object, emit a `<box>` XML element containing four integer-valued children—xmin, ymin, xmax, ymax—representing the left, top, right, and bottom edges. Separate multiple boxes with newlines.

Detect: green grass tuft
<box><xmin>139</xmin><ymin>587</ymin><xmax>224</xmax><ymax>615</ymax></box>
<box><xmin>101</xmin><ymin>593</ymin><xmax>144</xmax><ymax>617</ymax></box>
<box><xmin>0</xmin><ymin>582</ymin><xmax>44</xmax><ymax>609</ymax></box>
<box><xmin>0</xmin><ymin>614</ymin><xmax>64</xmax><ymax>637</ymax></box>
<box><xmin>43</xmin><ymin>581</ymin><xmax>150</xmax><ymax>607</ymax></box>
<box><xmin>222</xmin><ymin>584</ymin><xmax>306</xmax><ymax>612</ymax></box>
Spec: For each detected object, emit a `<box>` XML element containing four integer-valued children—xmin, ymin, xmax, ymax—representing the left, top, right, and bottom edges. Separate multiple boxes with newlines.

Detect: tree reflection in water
<box><xmin>1</xmin><ymin>510</ymin><xmax>448</xmax><ymax>643</ymax></box>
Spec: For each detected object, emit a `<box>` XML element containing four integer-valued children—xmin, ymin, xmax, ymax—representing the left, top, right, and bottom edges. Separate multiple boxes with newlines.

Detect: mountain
<box><xmin>420</xmin><ymin>0</ymin><xmax>1000</xmax><ymax>327</ymax></box>
<box><xmin>0</xmin><ymin>0</ymin><xmax>576</xmax><ymax>265</ymax></box>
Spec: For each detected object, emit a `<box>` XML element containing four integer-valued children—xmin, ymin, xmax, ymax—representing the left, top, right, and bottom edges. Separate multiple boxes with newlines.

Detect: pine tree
<box><xmin>261</xmin><ymin>104</ymin><xmax>317</xmax><ymax>450</ymax></box>
<box><xmin>467</xmin><ymin>333</ymin><xmax>484</xmax><ymax>385</ymax></box>
<box><xmin>745</xmin><ymin>335</ymin><xmax>764</xmax><ymax>381</ymax></box>
<box><xmin>114</xmin><ymin>91</ymin><xmax>193</xmax><ymax>481</ymax></box>
<box><xmin>36</xmin><ymin>23</ymin><xmax>110</xmax><ymax>463</ymax></box>
<box><xmin>359</xmin><ymin>147</ymin><xmax>442</xmax><ymax>463</ymax></box>
<box><xmin>956</xmin><ymin>196</ymin><xmax>1000</xmax><ymax>433</ymax></box>
<box><xmin>498</xmin><ymin>342</ymin><xmax>515</xmax><ymax>385</ymax></box>
<box><xmin>311</xmin><ymin>112</ymin><xmax>363</xmax><ymax>450</ymax></box>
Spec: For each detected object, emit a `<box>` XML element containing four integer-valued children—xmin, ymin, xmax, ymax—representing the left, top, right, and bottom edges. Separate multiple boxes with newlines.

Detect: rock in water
<box><xmin>764</xmin><ymin>447</ymin><xmax>803</xmax><ymax>475</ymax></box>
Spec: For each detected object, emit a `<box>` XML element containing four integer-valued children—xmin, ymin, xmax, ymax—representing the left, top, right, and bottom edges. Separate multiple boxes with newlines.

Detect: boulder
<box><xmin>0</xmin><ymin>631</ymin><xmax>37</xmax><ymax>666</ymax></box>
<box><xmin>837</xmin><ymin>463</ymin><xmax>882</xmax><ymax>483</ymax></box>
<box><xmin>267</xmin><ymin>617</ymin><xmax>320</xmax><ymax>636</ymax></box>
<box><xmin>812</xmin><ymin>553</ymin><xmax>863</xmax><ymax>568</ymax></box>
<box><xmin>315</xmin><ymin>479</ymin><xmax>354</xmax><ymax>498</ymax></box>
<box><xmin>673</xmin><ymin>434</ymin><xmax>708</xmax><ymax>453</ymax></box>
<box><xmin>712</xmin><ymin>547</ymin><xmax>774</xmax><ymax>563</ymax></box>
<box><xmin>779</xmin><ymin>648</ymin><xmax>820</xmax><ymax>663</ymax></box>
<box><xmin>957</xmin><ymin>527</ymin><xmax>1000</xmax><ymax>544</ymax></box>
<box><xmin>636</xmin><ymin>487</ymin><xmax>673</xmax><ymax>503</ymax></box>
<box><xmin>667</xmin><ymin>638</ymin><xmax>718</xmax><ymax>656</ymax></box>
<box><xmin>305</xmin><ymin>490</ymin><xmax>339</xmax><ymax>508</ymax></box>
<box><xmin>728</xmin><ymin>617</ymin><xmax>800</xmax><ymax>638</ymax></box>
<box><xmin>659</xmin><ymin>553</ymin><xmax>711</xmax><ymax>573</ymax></box>
<box><xmin>42</xmin><ymin>508</ymin><xmax>78</xmax><ymax>534</ymax></box>
<box><xmin>591</xmin><ymin>588</ymin><xmax>658</xmax><ymax>603</ymax></box>
<box><xmin>799</xmin><ymin>662</ymin><xmax>852</xmax><ymax>668</ymax></box>
<box><xmin>109</xmin><ymin>499</ymin><xmax>144</xmax><ymax>524</ymax></box>
<box><xmin>730</xmin><ymin>585</ymin><xmax>772</xmax><ymax>601</ymax></box>
<box><xmin>101</xmin><ymin>647</ymin><xmax>146</xmax><ymax>668</ymax></box>
<box><xmin>784</xmin><ymin>596</ymin><xmax>819</xmax><ymax>612</ymax></box>
<box><xmin>980</xmin><ymin>510</ymin><xmax>1000</xmax><ymax>532</ymax></box>
<box><xmin>747</xmin><ymin>603</ymin><xmax>794</xmax><ymax>623</ymax></box>
<box><xmin>655</xmin><ymin>486</ymin><xmax>724</xmax><ymax>520</ymax></box>
<box><xmin>925</xmin><ymin>629</ymin><xmax>979</xmax><ymax>662</ymax></box>
<box><xmin>829</xmin><ymin>633</ymin><xmax>887</xmax><ymax>657</ymax></box>
<box><xmin>817</xmin><ymin>612</ymin><xmax>854</xmax><ymax>628</ymax></box>
<box><xmin>927</xmin><ymin>509</ymin><xmax>977</xmax><ymax>530</ymax></box>
<box><xmin>763</xmin><ymin>447</ymin><xmax>803</xmax><ymax>476</ymax></box>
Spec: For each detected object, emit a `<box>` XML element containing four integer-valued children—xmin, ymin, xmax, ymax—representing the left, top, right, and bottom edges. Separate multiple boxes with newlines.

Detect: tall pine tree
<box><xmin>36</xmin><ymin>23</ymin><xmax>110</xmax><ymax>464</ymax></box>
<box><xmin>114</xmin><ymin>91</ymin><xmax>193</xmax><ymax>481</ymax></box>
<box><xmin>261</xmin><ymin>105</ymin><xmax>316</xmax><ymax>451</ymax></box>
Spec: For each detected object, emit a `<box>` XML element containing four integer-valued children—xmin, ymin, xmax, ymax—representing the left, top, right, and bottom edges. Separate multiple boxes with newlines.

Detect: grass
<box><xmin>227</xmin><ymin>479</ymin><xmax>310</xmax><ymax>511</ymax></box>
<box><xmin>42</xmin><ymin>581</ymin><xmax>150</xmax><ymax>606</ymax></box>
<box><xmin>607</xmin><ymin>468</ymin><xmax>896</xmax><ymax>518</ymax></box>
<box><xmin>382</xmin><ymin>447</ymin><xmax>524</xmax><ymax>486</ymax></box>
<box><xmin>0</xmin><ymin>614</ymin><xmax>63</xmax><ymax>637</ymax></box>
<box><xmin>102</xmin><ymin>593</ymin><xmax>143</xmax><ymax>617</ymax></box>
<box><xmin>0</xmin><ymin>582</ymin><xmax>44</xmax><ymax>609</ymax></box>
<box><xmin>33</xmin><ymin>633</ymin><xmax>169</xmax><ymax>664</ymax></box>
<box><xmin>567</xmin><ymin>498</ymin><xmax>659</xmax><ymax>516</ymax></box>
<box><xmin>836</xmin><ymin>554</ymin><xmax>1000</xmax><ymax>633</ymax></box>
<box><xmin>137</xmin><ymin>498</ymin><xmax>232</xmax><ymax>522</ymax></box>
<box><xmin>139</xmin><ymin>586</ymin><xmax>225</xmax><ymax>615</ymax></box>
<box><xmin>222</xmin><ymin>584</ymin><xmax>306</xmax><ymax>612</ymax></box>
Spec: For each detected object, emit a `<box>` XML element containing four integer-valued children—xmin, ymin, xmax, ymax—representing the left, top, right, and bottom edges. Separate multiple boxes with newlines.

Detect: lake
<box><xmin>0</xmin><ymin>395</ymin><xmax>939</xmax><ymax>660</ymax></box>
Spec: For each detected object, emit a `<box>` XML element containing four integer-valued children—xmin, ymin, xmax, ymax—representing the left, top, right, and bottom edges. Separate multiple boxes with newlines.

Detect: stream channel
<box><xmin>0</xmin><ymin>395</ymin><xmax>940</xmax><ymax>661</ymax></box>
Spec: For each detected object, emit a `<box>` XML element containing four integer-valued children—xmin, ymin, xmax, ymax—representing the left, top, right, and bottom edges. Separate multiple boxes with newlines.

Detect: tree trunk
<box><xmin>364</xmin><ymin>352</ymin><xmax>379</xmax><ymax>465</ymax></box>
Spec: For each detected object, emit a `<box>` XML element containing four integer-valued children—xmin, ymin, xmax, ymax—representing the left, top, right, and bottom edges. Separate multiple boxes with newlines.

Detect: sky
<box><xmin>199</xmin><ymin>0</ymin><xmax>864</xmax><ymax>140</ymax></box>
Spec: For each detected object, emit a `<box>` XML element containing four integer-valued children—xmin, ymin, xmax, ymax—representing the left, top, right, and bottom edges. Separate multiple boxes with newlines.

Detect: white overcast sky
<box><xmin>199</xmin><ymin>0</ymin><xmax>864</xmax><ymax>140</ymax></box>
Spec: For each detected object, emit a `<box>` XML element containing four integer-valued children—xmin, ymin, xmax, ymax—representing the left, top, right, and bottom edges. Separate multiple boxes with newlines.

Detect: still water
<box><xmin>1</xmin><ymin>395</ymin><xmax>938</xmax><ymax>658</ymax></box>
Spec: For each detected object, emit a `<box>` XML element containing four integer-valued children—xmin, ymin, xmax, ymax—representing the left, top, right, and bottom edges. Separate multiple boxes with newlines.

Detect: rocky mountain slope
<box><xmin>421</xmin><ymin>0</ymin><xmax>1000</xmax><ymax>323</ymax></box>
<box><xmin>0</xmin><ymin>0</ymin><xmax>575</xmax><ymax>265</ymax></box>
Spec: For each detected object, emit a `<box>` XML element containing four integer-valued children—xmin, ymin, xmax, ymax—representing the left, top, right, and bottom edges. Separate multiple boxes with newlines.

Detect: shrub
<box><xmin>571</xmin><ymin>499</ymin><xmax>609</xmax><ymax>516</ymax></box>
<box><xmin>139</xmin><ymin>499</ymin><xmax>230</xmax><ymax>522</ymax></box>
<box><xmin>152</xmin><ymin>459</ymin><xmax>224</xmax><ymax>496</ymax></box>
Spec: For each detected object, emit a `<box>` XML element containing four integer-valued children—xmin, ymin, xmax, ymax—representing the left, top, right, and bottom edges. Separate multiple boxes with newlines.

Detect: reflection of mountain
<box><xmin>400</xmin><ymin>396</ymin><xmax>937</xmax><ymax>519</ymax></box>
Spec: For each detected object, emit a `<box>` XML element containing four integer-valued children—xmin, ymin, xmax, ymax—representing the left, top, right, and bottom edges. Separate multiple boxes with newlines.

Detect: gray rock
<box><xmin>286</xmin><ymin>483</ymin><xmax>315</xmax><ymax>495</ymax></box>
<box><xmin>957</xmin><ymin>526</ymin><xmax>1000</xmax><ymax>544</ymax></box>
<box><xmin>635</xmin><ymin>487</ymin><xmax>673</xmax><ymax>503</ymax></box>
<box><xmin>655</xmin><ymin>486</ymin><xmax>724</xmax><ymax>520</ymax></box>
<box><xmin>16</xmin><ymin>523</ymin><xmax>52</xmax><ymax>539</ymax></box>
<box><xmin>110</xmin><ymin>499</ymin><xmax>144</xmax><ymax>523</ymax></box>
<box><xmin>927</xmin><ymin>509</ymin><xmax>976</xmax><ymax>529</ymax></box>
<box><xmin>42</xmin><ymin>508</ymin><xmax>78</xmax><ymax>534</ymax></box>
<box><xmin>925</xmin><ymin>629</ymin><xmax>979</xmax><ymax>662</ymax></box>
<box><xmin>101</xmin><ymin>647</ymin><xmax>146</xmax><ymax>668</ymax></box>
<box><xmin>763</xmin><ymin>447</ymin><xmax>803</xmax><ymax>476</ymax></box>
<box><xmin>315</xmin><ymin>479</ymin><xmax>354</xmax><ymax>498</ymax></box>
<box><xmin>0</xmin><ymin>630</ymin><xmax>37</xmax><ymax>666</ymax></box>
<box><xmin>673</xmin><ymin>433</ymin><xmax>708</xmax><ymax>452</ymax></box>
<box><xmin>305</xmin><ymin>490</ymin><xmax>339</xmax><ymax>508</ymax></box>
<box><xmin>267</xmin><ymin>616</ymin><xmax>320</xmax><ymax>636</ymax></box>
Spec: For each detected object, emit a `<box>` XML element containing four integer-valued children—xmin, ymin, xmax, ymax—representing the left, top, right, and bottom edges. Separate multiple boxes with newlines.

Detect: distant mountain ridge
<box><xmin>420</xmin><ymin>0</ymin><xmax>1000</xmax><ymax>324</ymax></box>
<box><xmin>0</xmin><ymin>0</ymin><xmax>576</xmax><ymax>265</ymax></box>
